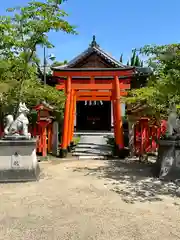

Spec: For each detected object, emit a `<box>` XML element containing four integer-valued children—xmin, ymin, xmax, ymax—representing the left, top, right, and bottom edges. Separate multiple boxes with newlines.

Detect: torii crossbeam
<box><xmin>53</xmin><ymin>67</ymin><xmax>135</xmax><ymax>158</ymax></box>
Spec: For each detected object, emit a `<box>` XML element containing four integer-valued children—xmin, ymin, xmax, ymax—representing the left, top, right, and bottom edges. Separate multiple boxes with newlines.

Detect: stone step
<box><xmin>72</xmin><ymin>151</ymin><xmax>111</xmax><ymax>156</ymax></box>
<box><xmin>77</xmin><ymin>155</ymin><xmax>107</xmax><ymax>160</ymax></box>
<box><xmin>74</xmin><ymin>131</ymin><xmax>114</xmax><ymax>136</ymax></box>
<box><xmin>72</xmin><ymin>134</ymin><xmax>112</xmax><ymax>159</ymax></box>
<box><xmin>73</xmin><ymin>146</ymin><xmax>111</xmax><ymax>152</ymax></box>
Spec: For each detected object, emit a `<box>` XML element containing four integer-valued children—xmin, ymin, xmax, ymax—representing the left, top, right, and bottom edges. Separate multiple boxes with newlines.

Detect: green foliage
<box><xmin>1</xmin><ymin>64</ymin><xmax>65</xmax><ymax>117</ymax></box>
<box><xmin>0</xmin><ymin>0</ymin><xmax>76</xmax><ymax>122</ymax></box>
<box><xmin>130</xmin><ymin>50</ymin><xmax>136</xmax><ymax>66</ymax></box>
<box><xmin>129</xmin><ymin>50</ymin><xmax>143</xmax><ymax>67</ymax></box>
<box><xmin>127</xmin><ymin>43</ymin><xmax>180</xmax><ymax>118</ymax></box>
<box><xmin>51</xmin><ymin>0</ymin><xmax>67</xmax><ymax>4</ymax></box>
<box><xmin>1</xmin><ymin>0</ymin><xmax>76</xmax><ymax>60</ymax></box>
<box><xmin>51</xmin><ymin>60</ymin><xmax>68</xmax><ymax>67</ymax></box>
<box><xmin>119</xmin><ymin>50</ymin><xmax>143</xmax><ymax>67</ymax></box>
<box><xmin>73</xmin><ymin>136</ymin><xmax>80</xmax><ymax>145</ymax></box>
<box><xmin>123</xmin><ymin>50</ymin><xmax>143</xmax><ymax>67</ymax></box>
<box><xmin>134</xmin><ymin>54</ymin><xmax>141</xmax><ymax>66</ymax></box>
<box><xmin>119</xmin><ymin>54</ymin><xmax>123</xmax><ymax>63</ymax></box>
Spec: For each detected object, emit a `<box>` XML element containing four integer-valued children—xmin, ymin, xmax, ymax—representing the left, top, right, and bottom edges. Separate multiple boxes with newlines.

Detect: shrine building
<box><xmin>51</xmin><ymin>36</ymin><xmax>150</xmax><ymax>157</ymax></box>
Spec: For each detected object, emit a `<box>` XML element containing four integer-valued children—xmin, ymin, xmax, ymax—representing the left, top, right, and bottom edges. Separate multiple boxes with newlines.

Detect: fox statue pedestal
<box><xmin>0</xmin><ymin>102</ymin><xmax>40</xmax><ymax>182</ymax></box>
<box><xmin>0</xmin><ymin>138</ymin><xmax>40</xmax><ymax>182</ymax></box>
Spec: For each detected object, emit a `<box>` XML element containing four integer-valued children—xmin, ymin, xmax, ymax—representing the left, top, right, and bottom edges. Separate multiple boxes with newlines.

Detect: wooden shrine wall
<box><xmin>73</xmin><ymin>53</ymin><xmax>113</xmax><ymax>68</ymax></box>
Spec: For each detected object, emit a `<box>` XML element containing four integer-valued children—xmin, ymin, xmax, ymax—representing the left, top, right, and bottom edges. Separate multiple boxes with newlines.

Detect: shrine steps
<box><xmin>72</xmin><ymin>133</ymin><xmax>112</xmax><ymax>159</ymax></box>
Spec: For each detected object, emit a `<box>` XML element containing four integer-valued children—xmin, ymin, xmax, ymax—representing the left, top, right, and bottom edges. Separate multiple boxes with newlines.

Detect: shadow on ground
<box><xmin>72</xmin><ymin>158</ymin><xmax>180</xmax><ymax>203</ymax></box>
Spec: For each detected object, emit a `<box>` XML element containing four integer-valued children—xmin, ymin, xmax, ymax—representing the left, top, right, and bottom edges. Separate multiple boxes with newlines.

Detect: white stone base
<box><xmin>0</xmin><ymin>139</ymin><xmax>40</xmax><ymax>182</ymax></box>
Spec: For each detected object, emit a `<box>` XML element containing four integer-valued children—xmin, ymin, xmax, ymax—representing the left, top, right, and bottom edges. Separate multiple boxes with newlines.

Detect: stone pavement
<box><xmin>0</xmin><ymin>159</ymin><xmax>180</xmax><ymax>240</ymax></box>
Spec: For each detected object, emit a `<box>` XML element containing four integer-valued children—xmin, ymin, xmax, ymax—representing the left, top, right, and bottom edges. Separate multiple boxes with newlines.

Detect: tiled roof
<box><xmin>53</xmin><ymin>35</ymin><xmax>125</xmax><ymax>70</ymax></box>
<box><xmin>52</xmin><ymin>36</ymin><xmax>153</xmax><ymax>78</ymax></box>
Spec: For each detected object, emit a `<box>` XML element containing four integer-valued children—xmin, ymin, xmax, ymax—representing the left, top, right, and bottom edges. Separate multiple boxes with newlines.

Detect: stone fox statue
<box><xmin>4</xmin><ymin>102</ymin><xmax>31</xmax><ymax>138</ymax></box>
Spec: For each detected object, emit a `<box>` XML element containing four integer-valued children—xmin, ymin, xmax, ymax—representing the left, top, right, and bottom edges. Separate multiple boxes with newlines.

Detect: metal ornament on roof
<box><xmin>89</xmin><ymin>35</ymin><xmax>100</xmax><ymax>48</ymax></box>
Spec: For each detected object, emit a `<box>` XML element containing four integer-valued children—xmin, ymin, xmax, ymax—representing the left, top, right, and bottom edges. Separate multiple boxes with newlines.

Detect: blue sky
<box><xmin>1</xmin><ymin>0</ymin><xmax>180</xmax><ymax>64</ymax></box>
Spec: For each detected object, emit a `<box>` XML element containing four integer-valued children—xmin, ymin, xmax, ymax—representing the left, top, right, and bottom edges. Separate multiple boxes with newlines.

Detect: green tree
<box><xmin>127</xmin><ymin>43</ymin><xmax>180</xmax><ymax>119</ymax></box>
<box><xmin>0</xmin><ymin>0</ymin><xmax>76</xmax><ymax>117</ymax></box>
<box><xmin>128</xmin><ymin>50</ymin><xmax>143</xmax><ymax>67</ymax></box>
<box><xmin>119</xmin><ymin>54</ymin><xmax>123</xmax><ymax>63</ymax></box>
<box><xmin>1</xmin><ymin>0</ymin><xmax>76</xmax><ymax>66</ymax></box>
<box><xmin>119</xmin><ymin>50</ymin><xmax>143</xmax><ymax>67</ymax></box>
<box><xmin>130</xmin><ymin>50</ymin><xmax>136</xmax><ymax>66</ymax></box>
<box><xmin>52</xmin><ymin>0</ymin><xmax>67</xmax><ymax>4</ymax></box>
<box><xmin>51</xmin><ymin>60</ymin><xmax>68</xmax><ymax>67</ymax></box>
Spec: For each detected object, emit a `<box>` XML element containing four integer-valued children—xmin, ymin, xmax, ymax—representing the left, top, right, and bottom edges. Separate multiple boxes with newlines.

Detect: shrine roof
<box><xmin>52</xmin><ymin>35</ymin><xmax>125</xmax><ymax>69</ymax></box>
<box><xmin>51</xmin><ymin>36</ymin><xmax>152</xmax><ymax>78</ymax></box>
<box><xmin>136</xmin><ymin>67</ymin><xmax>153</xmax><ymax>75</ymax></box>
<box><xmin>51</xmin><ymin>67</ymin><xmax>134</xmax><ymax>72</ymax></box>
<box><xmin>51</xmin><ymin>66</ymin><xmax>152</xmax><ymax>77</ymax></box>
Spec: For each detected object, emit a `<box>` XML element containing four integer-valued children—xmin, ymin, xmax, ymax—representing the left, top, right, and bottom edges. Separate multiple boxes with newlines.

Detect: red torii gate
<box><xmin>53</xmin><ymin>68</ymin><xmax>135</xmax><ymax>157</ymax></box>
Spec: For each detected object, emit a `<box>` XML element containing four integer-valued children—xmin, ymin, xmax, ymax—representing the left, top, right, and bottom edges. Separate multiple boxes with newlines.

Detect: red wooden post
<box><xmin>90</xmin><ymin>76</ymin><xmax>95</xmax><ymax>84</ymax></box>
<box><xmin>151</xmin><ymin>126</ymin><xmax>157</xmax><ymax>152</ymax></box>
<box><xmin>60</xmin><ymin>76</ymin><xmax>71</xmax><ymax>157</ymax></box>
<box><xmin>140</xmin><ymin>119</ymin><xmax>145</xmax><ymax>156</ymax></box>
<box><xmin>42</xmin><ymin>126</ymin><xmax>47</xmax><ymax>157</ymax></box>
<box><xmin>139</xmin><ymin>118</ymin><xmax>149</xmax><ymax>158</ymax></box>
<box><xmin>39</xmin><ymin>127</ymin><xmax>43</xmax><ymax>154</ymax></box>
<box><xmin>70</xmin><ymin>90</ymin><xmax>76</xmax><ymax>144</ymax></box>
<box><xmin>47</xmin><ymin>124</ymin><xmax>52</xmax><ymax>153</ymax></box>
<box><xmin>38</xmin><ymin>125</ymin><xmax>41</xmax><ymax>153</ymax></box>
<box><xmin>134</xmin><ymin>121</ymin><xmax>141</xmax><ymax>156</ymax></box>
<box><xmin>112</xmin><ymin>93</ymin><xmax>118</xmax><ymax>146</ymax></box>
<box><xmin>144</xmin><ymin>119</ymin><xmax>150</xmax><ymax>153</ymax></box>
<box><xmin>67</xmin><ymin>89</ymin><xmax>74</xmax><ymax>150</ymax></box>
<box><xmin>113</xmin><ymin>75</ymin><xmax>124</xmax><ymax>149</ymax></box>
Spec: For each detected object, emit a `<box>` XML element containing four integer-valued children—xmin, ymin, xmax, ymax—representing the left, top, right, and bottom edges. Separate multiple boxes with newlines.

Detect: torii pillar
<box><xmin>54</xmin><ymin>68</ymin><xmax>135</xmax><ymax>158</ymax></box>
<box><xmin>60</xmin><ymin>76</ymin><xmax>71</xmax><ymax>157</ymax></box>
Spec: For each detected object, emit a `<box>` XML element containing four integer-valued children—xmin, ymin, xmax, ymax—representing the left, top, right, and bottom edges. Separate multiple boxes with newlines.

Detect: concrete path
<box><xmin>73</xmin><ymin>133</ymin><xmax>112</xmax><ymax>159</ymax></box>
<box><xmin>0</xmin><ymin>159</ymin><xmax>180</xmax><ymax>240</ymax></box>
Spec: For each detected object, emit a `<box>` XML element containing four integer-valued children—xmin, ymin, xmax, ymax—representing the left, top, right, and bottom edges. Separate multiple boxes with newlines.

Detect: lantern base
<box><xmin>113</xmin><ymin>144</ymin><xmax>128</xmax><ymax>159</ymax></box>
<box><xmin>67</xmin><ymin>145</ymin><xmax>71</xmax><ymax>152</ymax></box>
<box><xmin>70</xmin><ymin>141</ymin><xmax>75</xmax><ymax>147</ymax></box>
<box><xmin>59</xmin><ymin>148</ymin><xmax>68</xmax><ymax>158</ymax></box>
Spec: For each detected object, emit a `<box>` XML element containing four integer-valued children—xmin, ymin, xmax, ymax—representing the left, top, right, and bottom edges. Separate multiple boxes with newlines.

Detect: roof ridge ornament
<box><xmin>89</xmin><ymin>35</ymin><xmax>99</xmax><ymax>48</ymax></box>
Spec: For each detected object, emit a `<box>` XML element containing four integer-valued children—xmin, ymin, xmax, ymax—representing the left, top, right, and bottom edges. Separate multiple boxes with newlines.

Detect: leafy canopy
<box><xmin>0</xmin><ymin>0</ymin><xmax>76</xmax><ymax>120</ymax></box>
<box><xmin>119</xmin><ymin>50</ymin><xmax>143</xmax><ymax>67</ymax></box>
<box><xmin>0</xmin><ymin>0</ymin><xmax>76</xmax><ymax>60</ymax></box>
<box><xmin>127</xmin><ymin>43</ymin><xmax>180</xmax><ymax>118</ymax></box>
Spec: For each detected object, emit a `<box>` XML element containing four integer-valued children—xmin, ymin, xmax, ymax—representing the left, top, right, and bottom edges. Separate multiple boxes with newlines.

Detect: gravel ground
<box><xmin>0</xmin><ymin>158</ymin><xmax>180</xmax><ymax>240</ymax></box>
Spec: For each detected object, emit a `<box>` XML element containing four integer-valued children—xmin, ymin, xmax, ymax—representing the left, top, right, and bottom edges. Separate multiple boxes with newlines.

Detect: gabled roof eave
<box><xmin>53</xmin><ymin>45</ymin><xmax>125</xmax><ymax>70</ymax></box>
